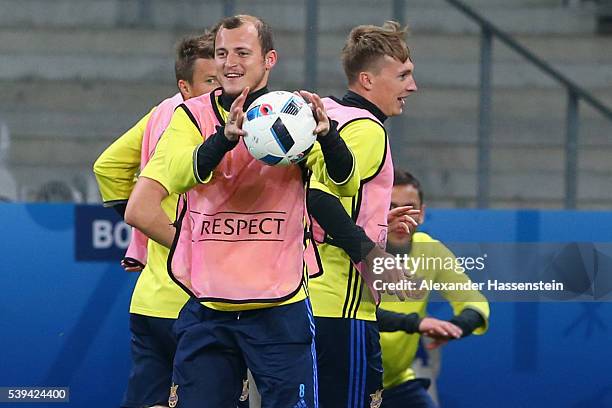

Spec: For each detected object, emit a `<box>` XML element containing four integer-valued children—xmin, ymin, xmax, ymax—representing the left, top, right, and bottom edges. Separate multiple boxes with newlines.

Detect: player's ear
<box><xmin>419</xmin><ymin>203</ymin><xmax>427</xmax><ymax>224</ymax></box>
<box><xmin>264</xmin><ymin>50</ymin><xmax>277</xmax><ymax>70</ymax></box>
<box><xmin>358</xmin><ymin>71</ymin><xmax>374</xmax><ymax>91</ymax></box>
<box><xmin>178</xmin><ymin>79</ymin><xmax>191</xmax><ymax>99</ymax></box>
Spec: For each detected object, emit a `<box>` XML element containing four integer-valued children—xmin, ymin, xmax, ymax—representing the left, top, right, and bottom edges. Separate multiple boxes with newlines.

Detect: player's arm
<box><xmin>306</xmin><ymin>117</ymin><xmax>394</xmax><ymax>262</ymax></box>
<box><xmin>304</xmin><ymin>126</ymin><xmax>358</xmax><ymax>196</ymax></box>
<box><xmin>301</xmin><ymin>91</ymin><xmax>359</xmax><ymax>197</ymax></box>
<box><xmin>125</xmin><ymin>134</ymin><xmax>174</xmax><ymax>248</ymax></box>
<box><xmin>307</xmin><ymin>188</ymin><xmax>413</xmax><ymax>301</ymax></box>
<box><xmin>307</xmin><ymin>188</ymin><xmax>374</xmax><ymax>263</ymax></box>
<box><xmin>434</xmin><ymin>243</ymin><xmax>490</xmax><ymax>336</ymax></box>
<box><xmin>164</xmin><ymin>93</ymin><xmax>252</xmax><ymax>194</ymax></box>
<box><xmin>376</xmin><ymin>308</ymin><xmax>463</xmax><ymax>340</ymax></box>
<box><xmin>308</xmin><ymin>186</ymin><xmax>417</xmax><ymax>259</ymax></box>
<box><xmin>309</xmin><ymin>117</ymin><xmax>387</xmax><ymax>200</ymax></box>
<box><xmin>163</xmin><ymin>107</ymin><xmax>230</xmax><ymax>193</ymax></box>
<box><xmin>376</xmin><ymin>308</ymin><xmax>421</xmax><ymax>333</ymax></box>
<box><xmin>92</xmin><ymin>109</ymin><xmax>153</xmax><ymax>216</ymax></box>
<box><xmin>125</xmin><ymin>178</ymin><xmax>173</xmax><ymax>248</ymax></box>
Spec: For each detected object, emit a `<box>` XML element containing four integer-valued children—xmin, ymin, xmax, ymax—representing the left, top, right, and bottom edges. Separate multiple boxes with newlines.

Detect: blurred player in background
<box><xmin>377</xmin><ymin>169</ymin><xmax>490</xmax><ymax>408</ymax></box>
<box><xmin>93</xmin><ymin>32</ymin><xmax>227</xmax><ymax>408</ymax></box>
<box><xmin>306</xmin><ymin>21</ymin><xmax>419</xmax><ymax>408</ymax></box>
<box><xmin>133</xmin><ymin>14</ymin><xmax>359</xmax><ymax>407</ymax></box>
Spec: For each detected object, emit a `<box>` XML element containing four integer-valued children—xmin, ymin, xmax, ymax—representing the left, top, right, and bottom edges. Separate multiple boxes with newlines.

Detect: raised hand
<box><xmin>364</xmin><ymin>245</ymin><xmax>419</xmax><ymax>301</ymax></box>
<box><xmin>121</xmin><ymin>259</ymin><xmax>144</xmax><ymax>272</ymax></box>
<box><xmin>387</xmin><ymin>206</ymin><xmax>420</xmax><ymax>236</ymax></box>
<box><xmin>419</xmin><ymin>317</ymin><xmax>463</xmax><ymax>345</ymax></box>
<box><xmin>298</xmin><ymin>90</ymin><xmax>330</xmax><ymax>137</ymax></box>
<box><xmin>224</xmin><ymin>87</ymin><xmax>250</xmax><ymax>142</ymax></box>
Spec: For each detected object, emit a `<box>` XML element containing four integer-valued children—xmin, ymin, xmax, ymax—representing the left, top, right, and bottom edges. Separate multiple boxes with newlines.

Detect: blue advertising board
<box><xmin>1</xmin><ymin>204</ymin><xmax>611</xmax><ymax>407</ymax></box>
<box><xmin>74</xmin><ymin>205</ymin><xmax>132</xmax><ymax>261</ymax></box>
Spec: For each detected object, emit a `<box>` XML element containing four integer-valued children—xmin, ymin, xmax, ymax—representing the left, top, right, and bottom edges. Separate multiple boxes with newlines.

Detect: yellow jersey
<box><xmin>93</xmin><ymin>107</ymin><xmax>189</xmax><ymax>319</ymax></box>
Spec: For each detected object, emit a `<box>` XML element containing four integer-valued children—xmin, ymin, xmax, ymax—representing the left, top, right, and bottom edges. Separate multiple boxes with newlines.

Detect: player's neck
<box><xmin>343</xmin><ymin>88</ymin><xmax>387</xmax><ymax>123</ymax></box>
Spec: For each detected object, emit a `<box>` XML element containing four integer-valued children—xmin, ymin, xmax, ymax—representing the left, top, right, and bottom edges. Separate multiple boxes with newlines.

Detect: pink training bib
<box><xmin>169</xmin><ymin>90</ymin><xmax>307</xmax><ymax>303</ymax></box>
<box><xmin>306</xmin><ymin>97</ymin><xmax>394</xmax><ymax>304</ymax></box>
<box><xmin>124</xmin><ymin>92</ymin><xmax>184</xmax><ymax>266</ymax></box>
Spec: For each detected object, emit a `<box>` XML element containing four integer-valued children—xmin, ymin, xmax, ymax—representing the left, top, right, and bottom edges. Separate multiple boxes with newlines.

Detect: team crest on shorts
<box><xmin>370</xmin><ymin>388</ymin><xmax>383</xmax><ymax>408</ymax></box>
<box><xmin>169</xmin><ymin>383</ymin><xmax>179</xmax><ymax>407</ymax></box>
<box><xmin>239</xmin><ymin>379</ymin><xmax>249</xmax><ymax>402</ymax></box>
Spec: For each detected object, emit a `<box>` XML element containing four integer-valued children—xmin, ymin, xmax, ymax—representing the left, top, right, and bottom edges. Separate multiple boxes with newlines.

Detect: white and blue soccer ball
<box><xmin>242</xmin><ymin>91</ymin><xmax>317</xmax><ymax>166</ymax></box>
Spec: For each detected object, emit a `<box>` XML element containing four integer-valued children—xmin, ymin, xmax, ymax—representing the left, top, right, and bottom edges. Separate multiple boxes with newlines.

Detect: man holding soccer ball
<box><xmin>140</xmin><ymin>14</ymin><xmax>359</xmax><ymax>408</ymax></box>
<box><xmin>306</xmin><ymin>21</ymin><xmax>420</xmax><ymax>408</ymax></box>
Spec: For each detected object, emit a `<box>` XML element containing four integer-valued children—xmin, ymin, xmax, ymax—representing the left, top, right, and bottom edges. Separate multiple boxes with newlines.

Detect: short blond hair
<box><xmin>342</xmin><ymin>21</ymin><xmax>411</xmax><ymax>84</ymax></box>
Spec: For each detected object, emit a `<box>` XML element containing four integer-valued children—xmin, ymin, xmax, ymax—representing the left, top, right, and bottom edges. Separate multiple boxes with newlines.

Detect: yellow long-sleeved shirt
<box><xmin>93</xmin><ymin>110</ymin><xmax>153</xmax><ymax>206</ymax></box>
<box><xmin>93</xmin><ymin>107</ymin><xmax>189</xmax><ymax>319</ymax></box>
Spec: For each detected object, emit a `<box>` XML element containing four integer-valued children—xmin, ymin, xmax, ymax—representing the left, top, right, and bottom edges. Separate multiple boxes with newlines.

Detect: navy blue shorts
<box><xmin>314</xmin><ymin>317</ymin><xmax>383</xmax><ymax>408</ymax></box>
<box><xmin>121</xmin><ymin>313</ymin><xmax>177</xmax><ymax>408</ymax></box>
<box><xmin>172</xmin><ymin>298</ymin><xmax>317</xmax><ymax>408</ymax></box>
<box><xmin>381</xmin><ymin>379</ymin><xmax>436</xmax><ymax>408</ymax></box>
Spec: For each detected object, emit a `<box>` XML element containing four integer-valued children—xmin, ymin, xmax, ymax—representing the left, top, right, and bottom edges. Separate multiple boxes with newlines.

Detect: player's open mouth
<box><xmin>225</xmin><ymin>73</ymin><xmax>244</xmax><ymax>79</ymax></box>
<box><xmin>398</xmin><ymin>97</ymin><xmax>406</xmax><ymax>106</ymax></box>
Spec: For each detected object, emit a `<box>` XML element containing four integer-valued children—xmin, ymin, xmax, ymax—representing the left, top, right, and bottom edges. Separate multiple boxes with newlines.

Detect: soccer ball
<box><xmin>242</xmin><ymin>91</ymin><xmax>317</xmax><ymax>166</ymax></box>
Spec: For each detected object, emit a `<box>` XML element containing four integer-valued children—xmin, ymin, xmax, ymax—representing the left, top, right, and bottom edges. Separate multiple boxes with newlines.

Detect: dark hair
<box><xmin>394</xmin><ymin>169</ymin><xmax>424</xmax><ymax>204</ymax></box>
<box><xmin>175</xmin><ymin>31</ymin><xmax>215</xmax><ymax>83</ymax></box>
<box><xmin>342</xmin><ymin>21</ymin><xmax>411</xmax><ymax>84</ymax></box>
<box><xmin>212</xmin><ymin>14</ymin><xmax>274</xmax><ymax>56</ymax></box>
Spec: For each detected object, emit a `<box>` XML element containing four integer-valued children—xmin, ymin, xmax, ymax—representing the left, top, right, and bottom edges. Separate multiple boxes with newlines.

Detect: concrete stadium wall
<box><xmin>0</xmin><ymin>0</ymin><xmax>610</xmax><ymax>208</ymax></box>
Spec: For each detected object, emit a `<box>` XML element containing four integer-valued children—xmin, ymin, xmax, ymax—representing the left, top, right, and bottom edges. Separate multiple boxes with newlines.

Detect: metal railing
<box><xmin>407</xmin><ymin>0</ymin><xmax>612</xmax><ymax>208</ymax></box>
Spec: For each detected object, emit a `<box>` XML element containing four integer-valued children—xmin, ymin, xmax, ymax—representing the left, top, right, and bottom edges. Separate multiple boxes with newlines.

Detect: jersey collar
<box><xmin>218</xmin><ymin>86</ymin><xmax>269</xmax><ymax>116</ymax></box>
<box><xmin>340</xmin><ymin>90</ymin><xmax>388</xmax><ymax>124</ymax></box>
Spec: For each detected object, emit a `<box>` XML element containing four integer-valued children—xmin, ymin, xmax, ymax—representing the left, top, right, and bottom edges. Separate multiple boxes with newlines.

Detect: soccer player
<box><xmin>378</xmin><ymin>169</ymin><xmax>490</xmax><ymax>408</ymax></box>
<box><xmin>306</xmin><ymin>21</ymin><xmax>419</xmax><ymax>408</ymax></box>
<box><xmin>93</xmin><ymin>33</ymin><xmax>223</xmax><ymax>408</ymax></box>
<box><xmin>134</xmin><ymin>15</ymin><xmax>360</xmax><ymax>408</ymax></box>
